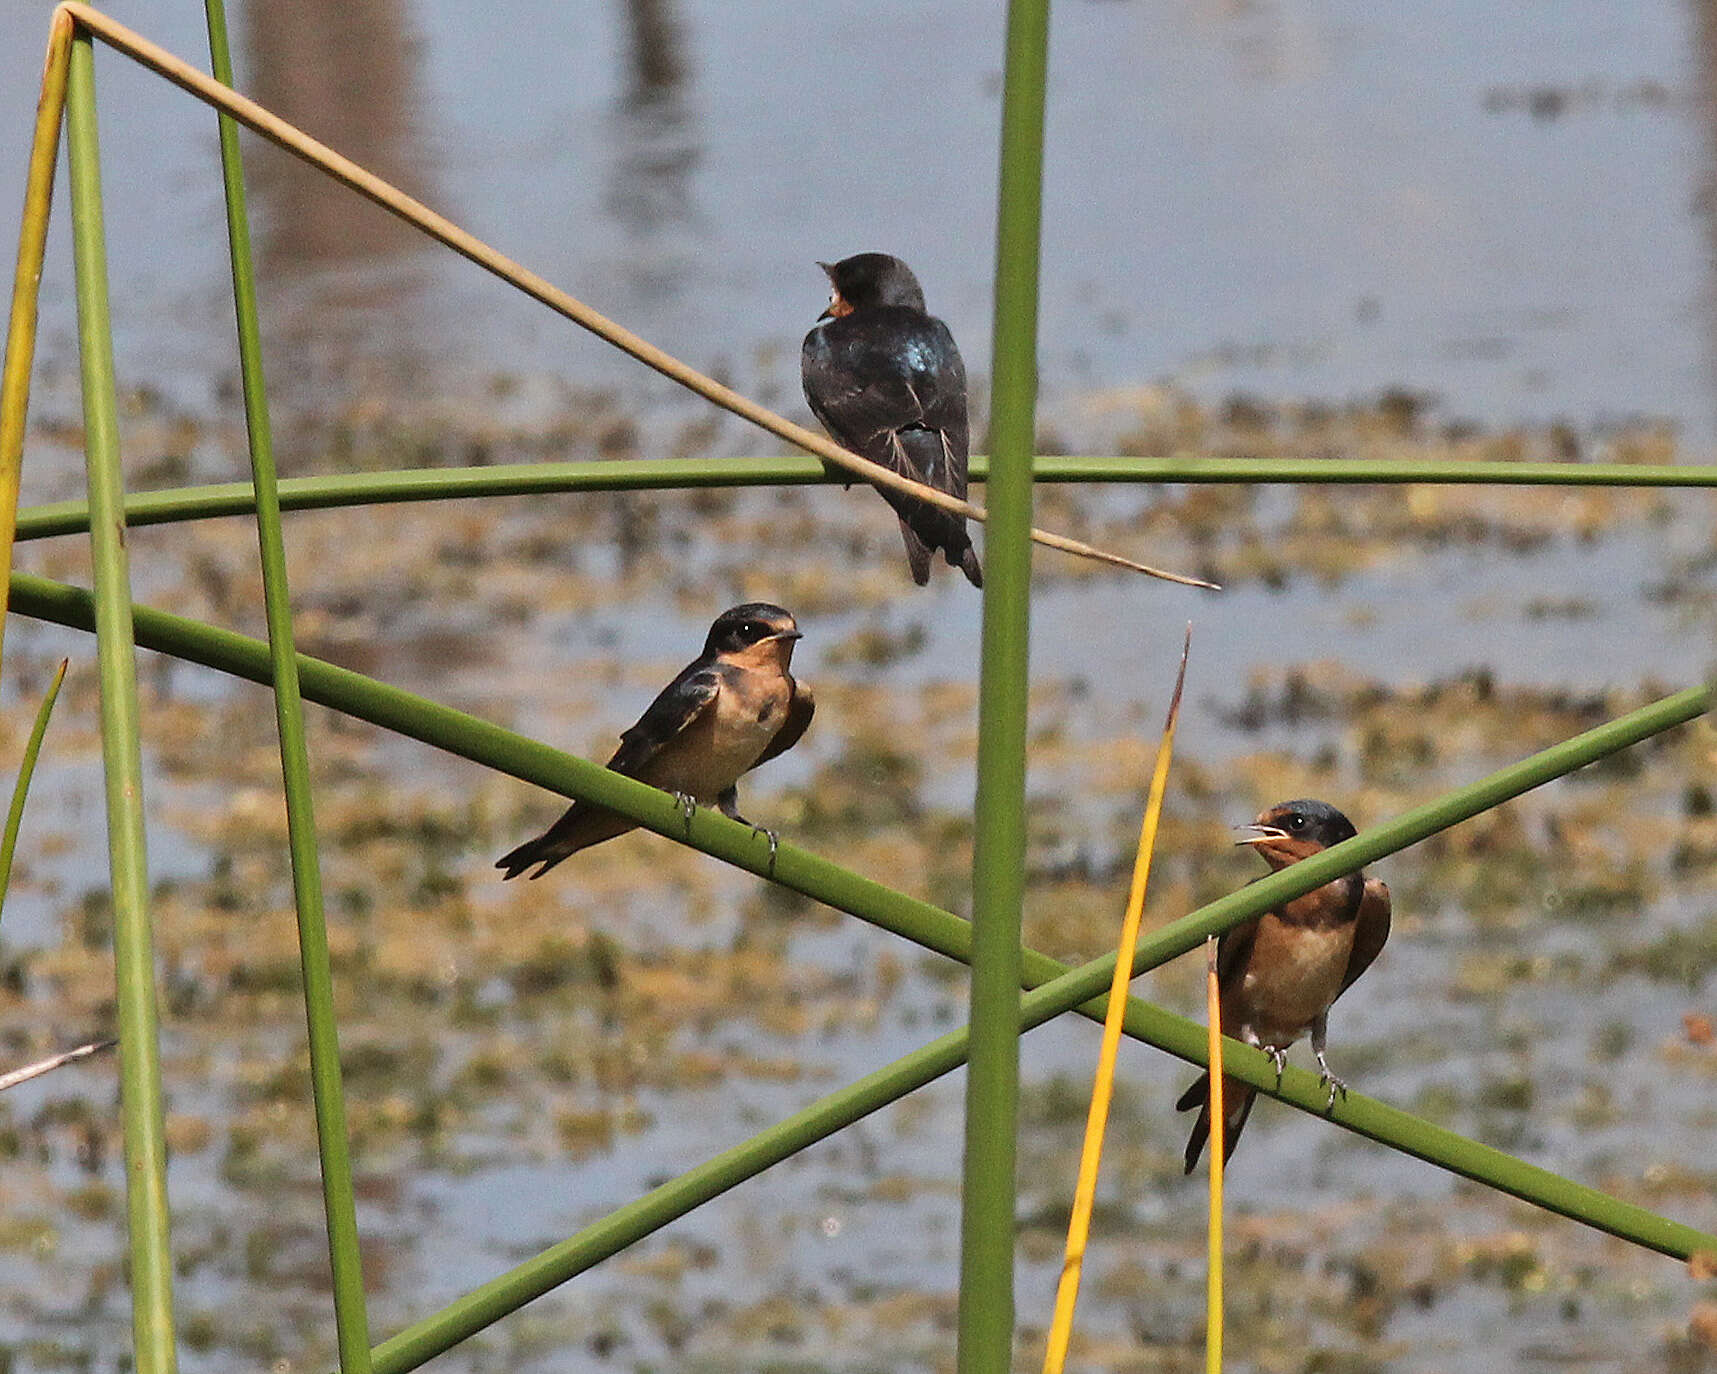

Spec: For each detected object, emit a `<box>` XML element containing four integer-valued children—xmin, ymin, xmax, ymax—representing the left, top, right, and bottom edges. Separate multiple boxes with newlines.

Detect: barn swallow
<box><xmin>1178</xmin><ymin>798</ymin><xmax>1391</xmax><ymax>1173</ymax></box>
<box><xmin>801</xmin><ymin>253</ymin><xmax>983</xmax><ymax>587</ymax></box>
<box><xmin>495</xmin><ymin>603</ymin><xmax>814</xmax><ymax>879</ymax></box>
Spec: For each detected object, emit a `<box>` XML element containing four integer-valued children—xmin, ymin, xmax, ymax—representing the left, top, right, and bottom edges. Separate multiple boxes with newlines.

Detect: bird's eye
<box><xmin>1286</xmin><ymin>814</ymin><xmax>1306</xmax><ymax>831</ymax></box>
<box><xmin>744</xmin><ymin>621</ymin><xmax>767</xmax><ymax>640</ymax></box>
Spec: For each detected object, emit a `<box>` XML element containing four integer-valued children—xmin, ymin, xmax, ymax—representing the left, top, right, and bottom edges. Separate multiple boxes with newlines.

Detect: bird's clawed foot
<box><xmin>1266</xmin><ymin>1045</ymin><xmax>1288</xmax><ymax>1090</ymax></box>
<box><xmin>673</xmin><ymin>792</ymin><xmax>697</xmax><ymax>832</ymax></box>
<box><xmin>716</xmin><ymin>788</ymin><xmax>779</xmax><ymax>871</ymax></box>
<box><xmin>1314</xmin><ymin>1050</ymin><xmax>1348</xmax><ymax>1110</ymax></box>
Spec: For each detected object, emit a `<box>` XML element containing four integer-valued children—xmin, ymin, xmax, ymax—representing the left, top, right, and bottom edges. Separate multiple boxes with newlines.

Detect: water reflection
<box><xmin>603</xmin><ymin>0</ymin><xmax>702</xmax><ymax>300</ymax></box>
<box><xmin>622</xmin><ymin>0</ymin><xmax>688</xmax><ymax>106</ymax></box>
<box><xmin>1690</xmin><ymin>0</ymin><xmax>1717</xmax><ymax>430</ymax></box>
<box><xmin>240</xmin><ymin>0</ymin><xmax>440</xmax><ymax>404</ymax></box>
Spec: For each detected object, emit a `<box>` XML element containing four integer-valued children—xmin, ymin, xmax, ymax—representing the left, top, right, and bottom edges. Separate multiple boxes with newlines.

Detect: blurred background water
<box><xmin>1</xmin><ymin>0</ymin><xmax>1715</xmax><ymax>443</ymax></box>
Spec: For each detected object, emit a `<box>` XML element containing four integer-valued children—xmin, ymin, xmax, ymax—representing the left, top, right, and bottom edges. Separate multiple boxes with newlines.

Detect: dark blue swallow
<box><xmin>801</xmin><ymin>253</ymin><xmax>983</xmax><ymax>587</ymax></box>
<box><xmin>1179</xmin><ymin>798</ymin><xmax>1392</xmax><ymax>1173</ymax></box>
<box><xmin>496</xmin><ymin>603</ymin><xmax>815</xmax><ymax>879</ymax></box>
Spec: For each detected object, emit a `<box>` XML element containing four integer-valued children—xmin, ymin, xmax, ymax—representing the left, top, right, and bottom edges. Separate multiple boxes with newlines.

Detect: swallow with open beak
<box><xmin>1178</xmin><ymin>798</ymin><xmax>1391</xmax><ymax>1173</ymax></box>
<box><xmin>496</xmin><ymin>603</ymin><xmax>814</xmax><ymax>879</ymax></box>
<box><xmin>801</xmin><ymin>253</ymin><xmax>983</xmax><ymax>587</ymax></box>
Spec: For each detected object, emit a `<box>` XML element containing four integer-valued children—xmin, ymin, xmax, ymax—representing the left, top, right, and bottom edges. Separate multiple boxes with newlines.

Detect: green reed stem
<box><xmin>12</xmin><ymin>18</ymin><xmax>1706</xmax><ymax>1374</ymax></box>
<box><xmin>0</xmin><ymin>656</ymin><xmax>66</xmax><ymax>917</ymax></box>
<box><xmin>11</xmin><ymin>568</ymin><xmax>1707</xmax><ymax>1116</ymax></box>
<box><xmin>202</xmin><ymin>3</ymin><xmax>373</xmax><ymax>1367</ymax></box>
<box><xmin>961</xmin><ymin>0</ymin><xmax>1051</xmax><ymax>1361</ymax></box>
<box><xmin>13</xmin><ymin>588</ymin><xmax>1708</xmax><ymax>1372</ymax></box>
<box><xmin>1013</xmin><ymin>456</ymin><xmax>1717</xmax><ymax>485</ymax></box>
<box><xmin>368</xmin><ymin>921</ymin><xmax>1717</xmax><ymax>1374</ymax></box>
<box><xmin>14</xmin><ymin>453</ymin><xmax>1717</xmax><ymax>544</ymax></box>
<box><xmin>64</xmin><ymin>38</ymin><xmax>178</xmax><ymax>1374</ymax></box>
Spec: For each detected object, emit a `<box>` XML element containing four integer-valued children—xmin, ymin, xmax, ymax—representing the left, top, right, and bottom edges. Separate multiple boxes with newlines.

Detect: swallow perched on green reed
<box><xmin>1178</xmin><ymin>798</ymin><xmax>1391</xmax><ymax>1173</ymax></box>
<box><xmin>801</xmin><ymin>253</ymin><xmax>983</xmax><ymax>587</ymax></box>
<box><xmin>496</xmin><ymin>604</ymin><xmax>814</xmax><ymax>879</ymax></box>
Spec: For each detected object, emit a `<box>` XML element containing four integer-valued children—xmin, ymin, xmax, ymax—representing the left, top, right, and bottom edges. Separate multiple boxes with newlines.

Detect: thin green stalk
<box><xmin>0</xmin><ymin>656</ymin><xmax>67</xmax><ymax>916</ymax></box>
<box><xmin>374</xmin><ymin>829</ymin><xmax>1715</xmax><ymax>1374</ymax></box>
<box><xmin>365</xmin><ymin>946</ymin><xmax>1717</xmax><ymax>1374</ymax></box>
<box><xmin>57</xmin><ymin>8</ymin><xmax>1712</xmax><ymax>573</ymax></box>
<box><xmin>10</xmin><ymin>573</ymin><xmax>1712</xmax><ymax>1370</ymax></box>
<box><xmin>1115</xmin><ymin>682</ymin><xmax>1712</xmax><ymax>982</ymax></box>
<box><xmin>1009</xmin><ymin>455</ymin><xmax>1717</xmax><ymax>486</ymax></box>
<box><xmin>64</xmin><ymin>37</ymin><xmax>178</xmax><ymax>1374</ymax></box>
<box><xmin>10</xmin><ymin>569</ymin><xmax>1707</xmax><ymax>1081</ymax></box>
<box><xmin>16</xmin><ymin>454</ymin><xmax>1715</xmax><ymax>544</ymax></box>
<box><xmin>1099</xmin><ymin>1003</ymin><xmax>1717</xmax><ymax>1256</ymax></box>
<box><xmin>10</xmin><ymin>568</ymin><xmax>1707</xmax><ymax>1062</ymax></box>
<box><xmin>55</xmin><ymin>3</ymin><xmax>1210</xmax><ymax>589</ymax></box>
<box><xmin>11</xmin><ymin>459</ymin><xmax>830</xmax><ymax>540</ymax></box>
<box><xmin>203</xmin><ymin>3</ymin><xmax>372</xmax><ymax>1367</ymax></box>
<box><xmin>961</xmin><ymin>0</ymin><xmax>1052</xmax><ymax>1363</ymax></box>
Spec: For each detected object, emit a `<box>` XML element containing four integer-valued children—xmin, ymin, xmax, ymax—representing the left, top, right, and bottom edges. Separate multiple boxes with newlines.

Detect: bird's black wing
<box><xmin>1215</xmin><ymin>901</ymin><xmax>1262</xmax><ymax>998</ymax></box>
<box><xmin>605</xmin><ymin>664</ymin><xmax>723</xmax><ymax>777</ymax></box>
<box><xmin>911</xmin><ymin>316</ymin><xmax>970</xmax><ymax>498</ymax></box>
<box><xmin>802</xmin><ymin>331</ymin><xmax>933</xmax><ymax>465</ymax></box>
<box><xmin>1337</xmin><ymin>878</ymin><xmax>1391</xmax><ymax>999</ymax></box>
<box><xmin>751</xmin><ymin>677</ymin><xmax>815</xmax><ymax>770</ymax></box>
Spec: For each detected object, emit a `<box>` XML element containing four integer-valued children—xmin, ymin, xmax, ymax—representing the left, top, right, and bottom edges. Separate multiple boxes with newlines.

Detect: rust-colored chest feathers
<box><xmin>1227</xmin><ymin>875</ymin><xmax>1363</xmax><ymax>1048</ymax></box>
<box><xmin>636</xmin><ymin>666</ymin><xmax>793</xmax><ymax>802</ymax></box>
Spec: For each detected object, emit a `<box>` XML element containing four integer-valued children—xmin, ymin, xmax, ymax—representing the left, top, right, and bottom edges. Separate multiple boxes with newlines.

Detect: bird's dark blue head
<box><xmin>1239</xmin><ymin>798</ymin><xmax>1357</xmax><ymax>868</ymax></box>
<box><xmin>818</xmin><ymin>253</ymin><xmax>926</xmax><ymax>318</ymax></box>
<box><xmin>704</xmin><ymin>603</ymin><xmax>801</xmax><ymax>657</ymax></box>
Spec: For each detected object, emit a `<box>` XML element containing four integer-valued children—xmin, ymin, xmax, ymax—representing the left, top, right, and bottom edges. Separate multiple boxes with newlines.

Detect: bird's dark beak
<box><xmin>1234</xmin><ymin>823</ymin><xmax>1288</xmax><ymax>848</ymax></box>
<box><xmin>770</xmin><ymin>629</ymin><xmax>804</xmax><ymax>642</ymax></box>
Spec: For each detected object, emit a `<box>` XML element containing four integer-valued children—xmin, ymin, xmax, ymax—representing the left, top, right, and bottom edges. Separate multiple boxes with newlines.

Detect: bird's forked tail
<box><xmin>1176</xmin><ymin>1070</ymin><xmax>1258</xmax><ymax>1174</ymax></box>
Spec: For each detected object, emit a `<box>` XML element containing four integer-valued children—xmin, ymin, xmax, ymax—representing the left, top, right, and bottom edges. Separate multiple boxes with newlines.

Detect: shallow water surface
<box><xmin>1</xmin><ymin>0</ymin><xmax>1716</xmax><ymax>438</ymax></box>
